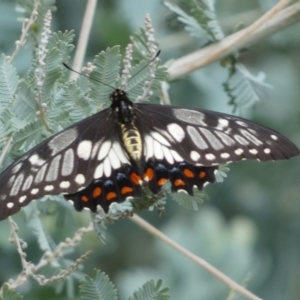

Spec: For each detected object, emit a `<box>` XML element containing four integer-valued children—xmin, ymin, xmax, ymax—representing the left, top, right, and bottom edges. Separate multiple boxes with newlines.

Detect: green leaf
<box><xmin>223</xmin><ymin>62</ymin><xmax>272</xmax><ymax>111</ymax></box>
<box><xmin>79</xmin><ymin>269</ymin><xmax>118</xmax><ymax>300</ymax></box>
<box><xmin>129</xmin><ymin>279</ymin><xmax>170</xmax><ymax>300</ymax></box>
<box><xmin>89</xmin><ymin>46</ymin><xmax>122</xmax><ymax>108</ymax></box>
<box><xmin>185</xmin><ymin>0</ymin><xmax>224</xmax><ymax>41</ymax></box>
<box><xmin>11</xmin><ymin>120</ymin><xmax>44</xmax><ymax>153</ymax></box>
<box><xmin>0</xmin><ymin>284</ymin><xmax>23</xmax><ymax>300</ymax></box>
<box><xmin>171</xmin><ymin>189</ymin><xmax>206</xmax><ymax>210</ymax></box>
<box><xmin>164</xmin><ymin>2</ymin><xmax>207</xmax><ymax>41</ymax></box>
<box><xmin>0</xmin><ymin>54</ymin><xmax>19</xmax><ymax>111</ymax></box>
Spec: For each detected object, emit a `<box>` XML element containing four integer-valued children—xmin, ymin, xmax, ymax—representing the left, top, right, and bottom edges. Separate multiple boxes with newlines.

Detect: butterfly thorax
<box><xmin>110</xmin><ymin>89</ymin><xmax>142</xmax><ymax>161</ymax></box>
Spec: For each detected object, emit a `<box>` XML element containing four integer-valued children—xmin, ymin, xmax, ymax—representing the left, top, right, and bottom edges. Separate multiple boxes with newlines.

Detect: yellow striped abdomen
<box><xmin>120</xmin><ymin>123</ymin><xmax>142</xmax><ymax>161</ymax></box>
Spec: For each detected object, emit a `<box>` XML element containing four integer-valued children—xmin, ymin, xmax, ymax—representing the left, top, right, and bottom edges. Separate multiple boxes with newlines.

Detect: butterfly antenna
<box><xmin>121</xmin><ymin>50</ymin><xmax>161</xmax><ymax>90</ymax></box>
<box><xmin>62</xmin><ymin>63</ymin><xmax>115</xmax><ymax>90</ymax></box>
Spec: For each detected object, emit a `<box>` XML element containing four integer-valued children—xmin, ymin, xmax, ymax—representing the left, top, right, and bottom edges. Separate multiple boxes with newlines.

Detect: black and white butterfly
<box><xmin>0</xmin><ymin>87</ymin><xmax>298</xmax><ymax>220</ymax></box>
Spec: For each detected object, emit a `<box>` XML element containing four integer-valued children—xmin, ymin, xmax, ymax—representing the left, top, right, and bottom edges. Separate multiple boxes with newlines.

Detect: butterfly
<box><xmin>0</xmin><ymin>87</ymin><xmax>298</xmax><ymax>220</ymax></box>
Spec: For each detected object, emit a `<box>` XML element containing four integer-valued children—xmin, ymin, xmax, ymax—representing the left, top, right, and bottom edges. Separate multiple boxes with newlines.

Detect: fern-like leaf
<box><xmin>0</xmin><ymin>54</ymin><xmax>19</xmax><ymax>111</ymax></box>
<box><xmin>79</xmin><ymin>269</ymin><xmax>118</xmax><ymax>300</ymax></box>
<box><xmin>223</xmin><ymin>62</ymin><xmax>272</xmax><ymax>111</ymax></box>
<box><xmin>129</xmin><ymin>279</ymin><xmax>170</xmax><ymax>300</ymax></box>
<box><xmin>89</xmin><ymin>46</ymin><xmax>122</xmax><ymax>108</ymax></box>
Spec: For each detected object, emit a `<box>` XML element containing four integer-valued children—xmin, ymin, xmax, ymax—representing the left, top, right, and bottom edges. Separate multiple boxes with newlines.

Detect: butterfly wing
<box><xmin>0</xmin><ymin>108</ymin><xmax>137</xmax><ymax>220</ymax></box>
<box><xmin>135</xmin><ymin>103</ymin><xmax>299</xmax><ymax>166</ymax></box>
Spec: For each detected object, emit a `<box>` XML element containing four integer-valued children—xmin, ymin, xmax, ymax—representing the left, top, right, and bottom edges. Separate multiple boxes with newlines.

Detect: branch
<box><xmin>70</xmin><ymin>0</ymin><xmax>97</xmax><ymax>80</ymax></box>
<box><xmin>131</xmin><ymin>214</ymin><xmax>262</xmax><ymax>300</ymax></box>
<box><xmin>168</xmin><ymin>1</ymin><xmax>300</xmax><ymax>80</ymax></box>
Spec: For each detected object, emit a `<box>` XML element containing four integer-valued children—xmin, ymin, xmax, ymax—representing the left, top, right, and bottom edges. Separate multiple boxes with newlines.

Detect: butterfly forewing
<box><xmin>135</xmin><ymin>103</ymin><xmax>299</xmax><ymax>165</ymax></box>
<box><xmin>0</xmin><ymin>108</ymin><xmax>134</xmax><ymax>219</ymax></box>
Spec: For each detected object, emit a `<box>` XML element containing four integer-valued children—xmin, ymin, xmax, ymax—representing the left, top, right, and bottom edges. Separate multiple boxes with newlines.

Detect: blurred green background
<box><xmin>0</xmin><ymin>0</ymin><xmax>300</xmax><ymax>299</ymax></box>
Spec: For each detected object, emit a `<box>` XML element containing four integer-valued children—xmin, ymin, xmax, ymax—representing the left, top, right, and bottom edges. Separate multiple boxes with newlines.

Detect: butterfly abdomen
<box><xmin>120</xmin><ymin>123</ymin><xmax>142</xmax><ymax>161</ymax></box>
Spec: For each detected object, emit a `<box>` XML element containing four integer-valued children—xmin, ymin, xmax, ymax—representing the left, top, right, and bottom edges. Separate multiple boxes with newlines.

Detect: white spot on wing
<box><xmin>77</xmin><ymin>140</ymin><xmax>92</xmax><ymax>160</ymax></box>
<box><xmin>234</xmin><ymin>134</ymin><xmax>249</xmax><ymax>146</ymax></box>
<box><xmin>162</xmin><ymin>146</ymin><xmax>174</xmax><ymax>164</ymax></box>
<box><xmin>205</xmin><ymin>153</ymin><xmax>216</xmax><ymax>160</ymax></box>
<box><xmin>190</xmin><ymin>150</ymin><xmax>200</xmax><ymax>161</ymax></box>
<box><xmin>75</xmin><ymin>174</ymin><xmax>85</xmax><ymax>185</ymax></box>
<box><xmin>264</xmin><ymin>148</ymin><xmax>271</xmax><ymax>154</ymax></box>
<box><xmin>35</xmin><ymin>164</ymin><xmax>48</xmax><ymax>183</ymax></box>
<box><xmin>240</xmin><ymin>129</ymin><xmax>263</xmax><ymax>146</ymax></box>
<box><xmin>19</xmin><ymin>195</ymin><xmax>27</xmax><ymax>203</ymax></box>
<box><xmin>103</xmin><ymin>157</ymin><xmax>111</xmax><ymax>177</ymax></box>
<box><xmin>167</xmin><ymin>123</ymin><xmax>185</xmax><ymax>142</ymax></box>
<box><xmin>10</xmin><ymin>173</ymin><xmax>24</xmax><ymax>196</ymax></box>
<box><xmin>153</xmin><ymin>140</ymin><xmax>163</xmax><ymax>160</ymax></box>
<box><xmin>46</xmin><ymin>155</ymin><xmax>62</xmax><ymax>182</ymax></box>
<box><xmin>31</xmin><ymin>188</ymin><xmax>39</xmax><ymax>195</ymax></box>
<box><xmin>170</xmin><ymin>150</ymin><xmax>183</xmax><ymax>162</ymax></box>
<box><xmin>91</xmin><ymin>139</ymin><xmax>103</xmax><ymax>159</ymax></box>
<box><xmin>187</xmin><ymin>126</ymin><xmax>208</xmax><ymax>150</ymax></box>
<box><xmin>98</xmin><ymin>141</ymin><xmax>111</xmax><ymax>161</ymax></box>
<box><xmin>173</xmin><ymin>109</ymin><xmax>207</xmax><ymax>126</ymax></box>
<box><xmin>221</xmin><ymin>153</ymin><xmax>230</xmax><ymax>159</ymax></box>
<box><xmin>249</xmin><ymin>149</ymin><xmax>258</xmax><ymax>155</ymax></box>
<box><xmin>29</xmin><ymin>154</ymin><xmax>45</xmax><ymax>166</ymax></box>
<box><xmin>60</xmin><ymin>181</ymin><xmax>70</xmax><ymax>188</ymax></box>
<box><xmin>44</xmin><ymin>185</ymin><xmax>54</xmax><ymax>191</ymax></box>
<box><xmin>199</xmin><ymin>128</ymin><xmax>224</xmax><ymax>150</ymax></box>
<box><xmin>151</xmin><ymin>132</ymin><xmax>171</xmax><ymax>146</ymax></box>
<box><xmin>216</xmin><ymin>118</ymin><xmax>229</xmax><ymax>130</ymax></box>
<box><xmin>48</xmin><ymin>128</ymin><xmax>78</xmax><ymax>156</ymax></box>
<box><xmin>94</xmin><ymin>164</ymin><xmax>103</xmax><ymax>179</ymax></box>
<box><xmin>6</xmin><ymin>202</ymin><xmax>14</xmax><ymax>209</ymax></box>
<box><xmin>62</xmin><ymin>149</ymin><xmax>74</xmax><ymax>176</ymax></box>
<box><xmin>235</xmin><ymin>148</ymin><xmax>244</xmax><ymax>155</ymax></box>
<box><xmin>108</xmin><ymin>148</ymin><xmax>121</xmax><ymax>169</ymax></box>
<box><xmin>214</xmin><ymin>131</ymin><xmax>235</xmax><ymax>146</ymax></box>
<box><xmin>22</xmin><ymin>175</ymin><xmax>33</xmax><ymax>191</ymax></box>
<box><xmin>236</xmin><ymin>120</ymin><xmax>249</xmax><ymax>127</ymax></box>
<box><xmin>144</xmin><ymin>135</ymin><xmax>154</xmax><ymax>160</ymax></box>
<box><xmin>112</xmin><ymin>142</ymin><xmax>129</xmax><ymax>164</ymax></box>
<box><xmin>271</xmin><ymin>135</ymin><xmax>278</xmax><ymax>140</ymax></box>
<box><xmin>12</xmin><ymin>163</ymin><xmax>22</xmax><ymax>174</ymax></box>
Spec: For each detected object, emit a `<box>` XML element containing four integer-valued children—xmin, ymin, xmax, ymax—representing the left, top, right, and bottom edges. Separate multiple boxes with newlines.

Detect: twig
<box><xmin>3</xmin><ymin>222</ymin><xmax>94</xmax><ymax>292</ymax></box>
<box><xmin>70</xmin><ymin>0</ymin><xmax>97</xmax><ymax>80</ymax></box>
<box><xmin>131</xmin><ymin>214</ymin><xmax>262</xmax><ymax>300</ymax></box>
<box><xmin>8</xmin><ymin>0</ymin><xmax>39</xmax><ymax>62</ymax></box>
<box><xmin>168</xmin><ymin>0</ymin><xmax>300</xmax><ymax>80</ymax></box>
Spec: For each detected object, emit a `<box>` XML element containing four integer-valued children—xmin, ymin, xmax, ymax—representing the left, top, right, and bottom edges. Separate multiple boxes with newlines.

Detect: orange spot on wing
<box><xmin>81</xmin><ymin>195</ymin><xmax>89</xmax><ymax>202</ymax></box>
<box><xmin>92</xmin><ymin>187</ymin><xmax>102</xmax><ymax>198</ymax></box>
<box><xmin>130</xmin><ymin>172</ymin><xmax>142</xmax><ymax>185</ymax></box>
<box><xmin>158</xmin><ymin>178</ymin><xmax>168</xmax><ymax>186</ymax></box>
<box><xmin>183</xmin><ymin>168</ymin><xmax>194</xmax><ymax>178</ymax></box>
<box><xmin>121</xmin><ymin>186</ymin><xmax>133</xmax><ymax>194</ymax></box>
<box><xmin>174</xmin><ymin>179</ymin><xmax>185</xmax><ymax>187</ymax></box>
<box><xmin>199</xmin><ymin>171</ymin><xmax>206</xmax><ymax>179</ymax></box>
<box><xmin>106</xmin><ymin>192</ymin><xmax>117</xmax><ymax>201</ymax></box>
<box><xmin>143</xmin><ymin>168</ymin><xmax>154</xmax><ymax>181</ymax></box>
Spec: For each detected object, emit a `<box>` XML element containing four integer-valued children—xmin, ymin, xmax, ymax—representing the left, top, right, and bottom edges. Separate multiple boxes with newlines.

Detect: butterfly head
<box><xmin>110</xmin><ymin>89</ymin><xmax>135</xmax><ymax>124</ymax></box>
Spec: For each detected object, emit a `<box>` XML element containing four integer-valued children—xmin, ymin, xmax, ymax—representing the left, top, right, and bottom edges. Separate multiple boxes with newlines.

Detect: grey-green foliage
<box><xmin>0</xmin><ymin>285</ymin><xmax>23</xmax><ymax>300</ymax></box>
<box><xmin>16</xmin><ymin>0</ymin><xmax>56</xmax><ymax>38</ymax></box>
<box><xmin>164</xmin><ymin>0</ymin><xmax>271</xmax><ymax>111</ymax></box>
<box><xmin>129</xmin><ymin>279</ymin><xmax>170</xmax><ymax>300</ymax></box>
<box><xmin>164</xmin><ymin>0</ymin><xmax>223</xmax><ymax>44</ymax></box>
<box><xmin>223</xmin><ymin>60</ymin><xmax>272</xmax><ymax>112</ymax></box>
<box><xmin>79</xmin><ymin>270</ymin><xmax>118</xmax><ymax>300</ymax></box>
